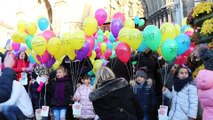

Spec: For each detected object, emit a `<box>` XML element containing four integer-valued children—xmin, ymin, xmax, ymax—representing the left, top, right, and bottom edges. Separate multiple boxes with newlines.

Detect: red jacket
<box><xmin>12</xmin><ymin>59</ymin><xmax>29</xmax><ymax>81</ymax></box>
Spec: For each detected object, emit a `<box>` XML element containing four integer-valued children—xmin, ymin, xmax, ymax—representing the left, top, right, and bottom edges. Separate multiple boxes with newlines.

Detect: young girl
<box><xmin>73</xmin><ymin>74</ymin><xmax>95</xmax><ymax>120</ymax></box>
<box><xmin>47</xmin><ymin>66</ymin><xmax>73</xmax><ymax>120</ymax></box>
<box><xmin>162</xmin><ymin>65</ymin><xmax>198</xmax><ymax>120</ymax></box>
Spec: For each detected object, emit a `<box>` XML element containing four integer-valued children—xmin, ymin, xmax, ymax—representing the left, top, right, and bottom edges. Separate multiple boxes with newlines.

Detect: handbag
<box><xmin>72</xmin><ymin>101</ymin><xmax>82</xmax><ymax>118</ymax></box>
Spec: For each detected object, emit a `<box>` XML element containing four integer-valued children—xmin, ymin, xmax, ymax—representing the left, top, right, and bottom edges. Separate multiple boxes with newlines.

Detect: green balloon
<box><xmin>138</xmin><ymin>19</ymin><xmax>145</xmax><ymax>27</ymax></box>
<box><xmin>97</xmin><ymin>35</ymin><xmax>104</xmax><ymax>42</ymax></box>
<box><xmin>25</xmin><ymin>35</ymin><xmax>33</xmax><ymax>50</ymax></box>
<box><xmin>162</xmin><ymin>39</ymin><xmax>178</xmax><ymax>61</ymax></box>
<box><xmin>88</xmin><ymin>70</ymin><xmax>94</xmax><ymax>76</ymax></box>
<box><xmin>143</xmin><ymin>25</ymin><xmax>162</xmax><ymax>51</ymax></box>
<box><xmin>110</xmin><ymin>50</ymin><xmax>116</xmax><ymax>59</ymax></box>
<box><xmin>112</xmin><ymin>41</ymin><xmax>119</xmax><ymax>49</ymax></box>
<box><xmin>132</xmin><ymin>61</ymin><xmax>137</xmax><ymax>65</ymax></box>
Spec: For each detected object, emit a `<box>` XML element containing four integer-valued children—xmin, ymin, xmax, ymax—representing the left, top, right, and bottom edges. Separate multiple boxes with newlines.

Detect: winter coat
<box><xmin>46</xmin><ymin>78</ymin><xmax>73</xmax><ymax>107</ymax></box>
<box><xmin>73</xmin><ymin>84</ymin><xmax>95</xmax><ymax>119</ymax></box>
<box><xmin>132</xmin><ymin>82</ymin><xmax>156</xmax><ymax>113</ymax></box>
<box><xmin>106</xmin><ymin>58</ymin><xmax>133</xmax><ymax>81</ymax></box>
<box><xmin>196</xmin><ymin>69</ymin><xmax>213</xmax><ymax>120</ymax></box>
<box><xmin>0</xmin><ymin>68</ymin><xmax>16</xmax><ymax>103</ymax></box>
<box><xmin>163</xmin><ymin>81</ymin><xmax>198</xmax><ymax>120</ymax></box>
<box><xmin>89</xmin><ymin>78</ymin><xmax>143</xmax><ymax>120</ymax></box>
<box><xmin>12</xmin><ymin>59</ymin><xmax>29</xmax><ymax>81</ymax></box>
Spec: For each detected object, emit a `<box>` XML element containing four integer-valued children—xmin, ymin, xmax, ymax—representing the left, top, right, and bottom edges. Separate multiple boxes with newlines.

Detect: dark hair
<box><xmin>18</xmin><ymin>51</ymin><xmax>28</xmax><ymax>61</ymax></box>
<box><xmin>82</xmin><ymin>74</ymin><xmax>90</xmax><ymax>80</ymax></box>
<box><xmin>174</xmin><ymin>65</ymin><xmax>191</xmax><ymax>78</ymax></box>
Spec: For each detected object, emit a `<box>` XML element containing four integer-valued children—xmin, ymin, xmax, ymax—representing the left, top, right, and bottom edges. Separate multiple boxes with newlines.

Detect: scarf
<box><xmin>174</xmin><ymin>77</ymin><xmax>192</xmax><ymax>92</ymax></box>
<box><xmin>55</xmin><ymin>76</ymin><xmax>69</xmax><ymax>105</ymax></box>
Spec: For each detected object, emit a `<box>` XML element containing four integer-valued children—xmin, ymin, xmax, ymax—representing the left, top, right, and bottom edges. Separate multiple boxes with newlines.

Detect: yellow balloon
<box><xmin>47</xmin><ymin>37</ymin><xmax>61</xmax><ymax>55</ymax></box>
<box><xmin>60</xmin><ymin>32</ymin><xmax>72</xmax><ymax>51</ymax></box>
<box><xmin>72</xmin><ymin>30</ymin><xmax>86</xmax><ymax>50</ymax></box>
<box><xmin>100</xmin><ymin>42</ymin><xmax>107</xmax><ymax>54</ymax></box>
<box><xmin>67</xmin><ymin>49</ymin><xmax>76</xmax><ymax>60</ymax></box>
<box><xmin>182</xmin><ymin>17</ymin><xmax>187</xmax><ymax>26</ymax></box>
<box><xmin>27</xmin><ymin>22</ymin><xmax>37</xmax><ymax>35</ymax></box>
<box><xmin>83</xmin><ymin>16</ymin><xmax>98</xmax><ymax>36</ymax></box>
<box><xmin>104</xmin><ymin>30</ymin><xmax>110</xmax><ymax>37</ymax></box>
<box><xmin>53</xmin><ymin>61</ymin><xmax>60</xmax><ymax>70</ymax></box>
<box><xmin>119</xmin><ymin>28</ymin><xmax>142</xmax><ymax>50</ymax></box>
<box><xmin>0</xmin><ymin>47</ymin><xmax>6</xmax><ymax>54</ymax></box>
<box><xmin>31</xmin><ymin>36</ymin><xmax>47</xmax><ymax>55</ymax></box>
<box><xmin>92</xmin><ymin>60</ymin><xmax>103</xmax><ymax>74</ymax></box>
<box><xmin>124</xmin><ymin>18</ymin><xmax>135</xmax><ymax>28</ymax></box>
<box><xmin>11</xmin><ymin>31</ymin><xmax>27</xmax><ymax>43</ymax></box>
<box><xmin>160</xmin><ymin>22</ymin><xmax>176</xmax><ymax>42</ymax></box>
<box><xmin>157</xmin><ymin>41</ymin><xmax>163</xmax><ymax>55</ymax></box>
<box><xmin>185</xmin><ymin>27</ymin><xmax>194</xmax><ymax>32</ymax></box>
<box><xmin>25</xmin><ymin>48</ymin><xmax>31</xmax><ymax>56</ymax></box>
<box><xmin>174</xmin><ymin>24</ymin><xmax>181</xmax><ymax>36</ymax></box>
<box><xmin>90</xmin><ymin>50</ymin><xmax>96</xmax><ymax>61</ymax></box>
<box><xmin>17</xmin><ymin>19</ymin><xmax>27</xmax><ymax>32</ymax></box>
<box><xmin>31</xmin><ymin>50</ymin><xmax>40</xmax><ymax>64</ymax></box>
<box><xmin>54</xmin><ymin>48</ymin><xmax>66</xmax><ymax>60</ymax></box>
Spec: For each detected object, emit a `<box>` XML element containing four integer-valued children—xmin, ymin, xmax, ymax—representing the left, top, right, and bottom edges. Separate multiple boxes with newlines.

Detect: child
<box><xmin>47</xmin><ymin>66</ymin><xmax>73</xmax><ymax>120</ymax></box>
<box><xmin>132</xmin><ymin>70</ymin><xmax>156</xmax><ymax>120</ymax></box>
<box><xmin>73</xmin><ymin>74</ymin><xmax>95</xmax><ymax>120</ymax></box>
<box><xmin>162</xmin><ymin>65</ymin><xmax>198</xmax><ymax>120</ymax></box>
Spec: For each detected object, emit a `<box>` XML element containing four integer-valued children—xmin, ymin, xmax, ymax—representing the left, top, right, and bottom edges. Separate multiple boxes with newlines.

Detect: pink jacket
<box><xmin>73</xmin><ymin>84</ymin><xmax>95</xmax><ymax>119</ymax></box>
<box><xmin>196</xmin><ymin>69</ymin><xmax>213</xmax><ymax>120</ymax></box>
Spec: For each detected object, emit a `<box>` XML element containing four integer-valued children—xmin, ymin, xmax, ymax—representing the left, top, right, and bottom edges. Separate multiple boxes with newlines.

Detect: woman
<box><xmin>89</xmin><ymin>67</ymin><xmax>143</xmax><ymax>120</ymax></box>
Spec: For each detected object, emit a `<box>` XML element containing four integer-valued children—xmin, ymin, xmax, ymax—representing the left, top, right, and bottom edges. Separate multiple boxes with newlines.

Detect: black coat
<box><xmin>46</xmin><ymin>78</ymin><xmax>73</xmax><ymax>107</ymax></box>
<box><xmin>0</xmin><ymin>68</ymin><xmax>16</xmax><ymax>103</ymax></box>
<box><xmin>89</xmin><ymin>78</ymin><xmax>143</xmax><ymax>120</ymax></box>
<box><xmin>106</xmin><ymin>58</ymin><xmax>133</xmax><ymax>81</ymax></box>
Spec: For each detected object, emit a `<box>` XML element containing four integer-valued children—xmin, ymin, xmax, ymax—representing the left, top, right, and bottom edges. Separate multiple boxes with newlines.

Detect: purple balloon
<box><xmin>76</xmin><ymin>42</ymin><xmax>90</xmax><ymax>60</ymax></box>
<box><xmin>110</xmin><ymin>19</ymin><xmax>123</xmax><ymax>38</ymax></box>
<box><xmin>36</xmin><ymin>51</ymin><xmax>50</xmax><ymax>64</ymax></box>
<box><xmin>45</xmin><ymin>56</ymin><xmax>55</xmax><ymax>68</ymax></box>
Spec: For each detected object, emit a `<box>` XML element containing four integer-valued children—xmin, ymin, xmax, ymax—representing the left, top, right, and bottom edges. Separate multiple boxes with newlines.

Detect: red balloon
<box><xmin>115</xmin><ymin>42</ymin><xmax>131</xmax><ymax>63</ymax></box>
<box><xmin>175</xmin><ymin>54</ymin><xmax>188</xmax><ymax>65</ymax></box>
<box><xmin>182</xmin><ymin>43</ymin><xmax>195</xmax><ymax>56</ymax></box>
<box><xmin>86</xmin><ymin>36</ymin><xmax>95</xmax><ymax>52</ymax></box>
<box><xmin>104</xmin><ymin>49</ymin><xmax>112</xmax><ymax>59</ymax></box>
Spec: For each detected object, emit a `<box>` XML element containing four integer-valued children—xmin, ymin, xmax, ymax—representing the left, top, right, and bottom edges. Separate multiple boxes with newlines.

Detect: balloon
<box><xmin>110</xmin><ymin>19</ymin><xmax>123</xmax><ymax>38</ymax></box>
<box><xmin>25</xmin><ymin>35</ymin><xmax>33</xmax><ymax>50</ymax></box>
<box><xmin>100</xmin><ymin>42</ymin><xmax>107</xmax><ymax>54</ymax></box>
<box><xmin>124</xmin><ymin>18</ymin><xmax>135</xmax><ymax>28</ymax></box>
<box><xmin>53</xmin><ymin>61</ymin><xmax>60</xmax><ymax>70</ymax></box>
<box><xmin>71</xmin><ymin>30</ymin><xmax>86</xmax><ymax>50</ymax></box>
<box><xmin>112</xmin><ymin>41</ymin><xmax>119</xmax><ymax>49</ymax></box>
<box><xmin>112</xmin><ymin>12</ymin><xmax>125</xmax><ymax>23</ymax></box>
<box><xmin>97</xmin><ymin>35</ymin><xmax>104</xmax><ymax>42</ymax></box>
<box><xmin>161</xmin><ymin>39</ymin><xmax>178</xmax><ymax>61</ymax></box>
<box><xmin>175</xmin><ymin>54</ymin><xmax>188</xmax><ymax>65</ymax></box>
<box><xmin>76</xmin><ymin>42</ymin><xmax>90</xmax><ymax>60</ymax></box>
<box><xmin>115</xmin><ymin>42</ymin><xmax>131</xmax><ymax>63</ymax></box>
<box><xmin>137</xmin><ymin>41</ymin><xmax>147</xmax><ymax>52</ymax></box>
<box><xmin>88</xmin><ymin>70</ymin><xmax>95</xmax><ymax>76</ymax></box>
<box><xmin>134</xmin><ymin>16</ymin><xmax>140</xmax><ymax>24</ymax></box>
<box><xmin>83</xmin><ymin>16</ymin><xmax>98</xmax><ymax>36</ymax></box>
<box><xmin>174</xmin><ymin>24</ymin><xmax>181</xmax><ymax>36</ymax></box>
<box><xmin>109</xmin><ymin>32</ymin><xmax>116</xmax><ymax>42</ymax></box>
<box><xmin>67</xmin><ymin>49</ymin><xmax>76</xmax><ymax>60</ymax></box>
<box><xmin>60</xmin><ymin>32</ymin><xmax>72</xmax><ymax>51</ymax></box>
<box><xmin>0</xmin><ymin>47</ymin><xmax>6</xmax><ymax>54</ymax></box>
<box><xmin>138</xmin><ymin>19</ymin><xmax>145</xmax><ymax>27</ymax></box>
<box><xmin>104</xmin><ymin>49</ymin><xmax>112</xmax><ymax>59</ymax></box>
<box><xmin>184</xmin><ymin>31</ymin><xmax>193</xmax><ymax>37</ymax></box>
<box><xmin>27</xmin><ymin>22</ymin><xmax>37</xmax><ymax>35</ymax></box>
<box><xmin>143</xmin><ymin>25</ymin><xmax>162</xmax><ymax>51</ymax></box>
<box><xmin>38</xmin><ymin>17</ymin><xmax>49</xmax><ymax>31</ymax></box>
<box><xmin>119</xmin><ymin>28</ymin><xmax>142</xmax><ymax>50</ymax></box>
<box><xmin>31</xmin><ymin>36</ymin><xmax>47</xmax><ymax>55</ymax></box>
<box><xmin>11</xmin><ymin>31</ymin><xmax>27</xmax><ymax>43</ymax></box>
<box><xmin>17</xmin><ymin>20</ymin><xmax>27</xmax><ymax>32</ymax></box>
<box><xmin>98</xmin><ymin>29</ymin><xmax>104</xmax><ymax>35</ymax></box>
<box><xmin>160</xmin><ymin>22</ymin><xmax>176</xmax><ymax>42</ymax></box>
<box><xmin>54</xmin><ymin>47</ymin><xmax>66</xmax><ymax>60</ymax></box>
<box><xmin>45</xmin><ymin>56</ymin><xmax>56</xmax><ymax>68</ymax></box>
<box><xmin>175</xmin><ymin>34</ymin><xmax>190</xmax><ymax>55</ymax></box>
<box><xmin>92</xmin><ymin>60</ymin><xmax>103</xmax><ymax>74</ymax></box>
<box><xmin>182</xmin><ymin>43</ymin><xmax>195</xmax><ymax>56</ymax></box>
<box><xmin>12</xmin><ymin>42</ymin><xmax>20</xmax><ymax>51</ymax></box>
<box><xmin>29</xmin><ymin>54</ymin><xmax>36</xmax><ymax>64</ymax></box>
<box><xmin>106</xmin><ymin>41</ymin><xmax>113</xmax><ymax>50</ymax></box>
<box><xmin>47</xmin><ymin>37</ymin><xmax>61</xmax><ymax>55</ymax></box>
<box><xmin>42</xmin><ymin>30</ymin><xmax>56</xmax><ymax>41</ymax></box>
<box><xmin>20</xmin><ymin>44</ymin><xmax>26</xmax><ymax>51</ymax></box>
<box><xmin>90</xmin><ymin>50</ymin><xmax>96</xmax><ymax>61</ymax></box>
<box><xmin>182</xmin><ymin>17</ymin><xmax>187</xmax><ymax>26</ymax></box>
<box><xmin>31</xmin><ymin>50</ymin><xmax>40</xmax><ymax>64</ymax></box>
<box><xmin>181</xmin><ymin>25</ymin><xmax>190</xmax><ymax>33</ymax></box>
<box><xmin>86</xmin><ymin>36</ymin><xmax>95</xmax><ymax>52</ymax></box>
<box><xmin>95</xmin><ymin>8</ymin><xmax>107</xmax><ymax>26</ymax></box>
<box><xmin>36</xmin><ymin>51</ymin><xmax>50</xmax><ymax>64</ymax></box>
<box><xmin>104</xmin><ymin>30</ymin><xmax>110</xmax><ymax>37</ymax></box>
<box><xmin>110</xmin><ymin>50</ymin><xmax>116</xmax><ymax>59</ymax></box>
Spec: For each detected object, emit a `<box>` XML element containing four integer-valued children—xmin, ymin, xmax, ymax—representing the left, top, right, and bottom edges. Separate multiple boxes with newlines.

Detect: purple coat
<box><xmin>73</xmin><ymin>84</ymin><xmax>95</xmax><ymax>119</ymax></box>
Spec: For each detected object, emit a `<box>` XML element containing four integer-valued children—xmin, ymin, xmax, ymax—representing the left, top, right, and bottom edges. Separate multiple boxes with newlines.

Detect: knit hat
<box><xmin>135</xmin><ymin>70</ymin><xmax>147</xmax><ymax>79</ymax></box>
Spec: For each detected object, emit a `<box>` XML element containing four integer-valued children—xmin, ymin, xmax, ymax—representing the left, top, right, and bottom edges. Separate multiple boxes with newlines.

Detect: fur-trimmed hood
<box><xmin>89</xmin><ymin>78</ymin><xmax>128</xmax><ymax>102</ymax></box>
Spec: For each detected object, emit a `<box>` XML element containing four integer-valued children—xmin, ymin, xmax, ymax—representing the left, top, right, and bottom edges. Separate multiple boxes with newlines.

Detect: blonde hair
<box><xmin>93</xmin><ymin>67</ymin><xmax>116</xmax><ymax>89</ymax></box>
<box><xmin>57</xmin><ymin>66</ymin><xmax>68</xmax><ymax>76</ymax></box>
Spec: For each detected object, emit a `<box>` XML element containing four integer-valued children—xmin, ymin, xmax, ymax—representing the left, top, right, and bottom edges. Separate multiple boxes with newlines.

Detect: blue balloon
<box><xmin>138</xmin><ymin>41</ymin><xmax>147</xmax><ymax>52</ymax></box>
<box><xmin>98</xmin><ymin>29</ymin><xmax>104</xmax><ymax>35</ymax></box>
<box><xmin>134</xmin><ymin>16</ymin><xmax>140</xmax><ymax>25</ymax></box>
<box><xmin>175</xmin><ymin>34</ymin><xmax>190</xmax><ymax>55</ymax></box>
<box><xmin>107</xmin><ymin>42</ymin><xmax>113</xmax><ymax>50</ymax></box>
<box><xmin>181</xmin><ymin>25</ymin><xmax>189</xmax><ymax>33</ymax></box>
<box><xmin>91</xmin><ymin>77</ymin><xmax>95</xmax><ymax>85</ymax></box>
<box><xmin>93</xmin><ymin>41</ymin><xmax>98</xmax><ymax>50</ymax></box>
<box><xmin>29</xmin><ymin>54</ymin><xmax>36</xmax><ymax>64</ymax></box>
<box><xmin>109</xmin><ymin>32</ymin><xmax>115</xmax><ymax>43</ymax></box>
<box><xmin>38</xmin><ymin>18</ymin><xmax>49</xmax><ymax>31</ymax></box>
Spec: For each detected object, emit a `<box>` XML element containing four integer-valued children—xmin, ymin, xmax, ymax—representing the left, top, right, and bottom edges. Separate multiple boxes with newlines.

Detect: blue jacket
<box><xmin>133</xmin><ymin>82</ymin><xmax>156</xmax><ymax>112</ymax></box>
<box><xmin>0</xmin><ymin>68</ymin><xmax>16</xmax><ymax>103</ymax></box>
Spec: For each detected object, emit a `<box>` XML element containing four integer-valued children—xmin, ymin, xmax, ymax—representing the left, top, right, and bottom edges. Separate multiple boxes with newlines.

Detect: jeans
<box><xmin>2</xmin><ymin>105</ymin><xmax>28</xmax><ymax>120</ymax></box>
<box><xmin>53</xmin><ymin>107</ymin><xmax>67</xmax><ymax>120</ymax></box>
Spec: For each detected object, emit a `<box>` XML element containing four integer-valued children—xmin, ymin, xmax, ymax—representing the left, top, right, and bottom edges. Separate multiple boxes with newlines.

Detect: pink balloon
<box><xmin>184</xmin><ymin>31</ymin><xmax>193</xmax><ymax>37</ymax></box>
<box><xmin>42</xmin><ymin>30</ymin><xmax>56</xmax><ymax>41</ymax></box>
<box><xmin>115</xmin><ymin>42</ymin><xmax>131</xmax><ymax>63</ymax></box>
<box><xmin>86</xmin><ymin>36</ymin><xmax>95</xmax><ymax>52</ymax></box>
<box><xmin>103</xmin><ymin>36</ymin><xmax>108</xmax><ymax>42</ymax></box>
<box><xmin>36</xmin><ymin>51</ymin><xmax>50</xmax><ymax>63</ymax></box>
<box><xmin>95</xmin><ymin>8</ymin><xmax>107</xmax><ymax>26</ymax></box>
<box><xmin>104</xmin><ymin>49</ymin><xmax>112</xmax><ymax>59</ymax></box>
<box><xmin>12</xmin><ymin>42</ymin><xmax>21</xmax><ymax>51</ymax></box>
<box><xmin>112</xmin><ymin>12</ymin><xmax>125</xmax><ymax>23</ymax></box>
